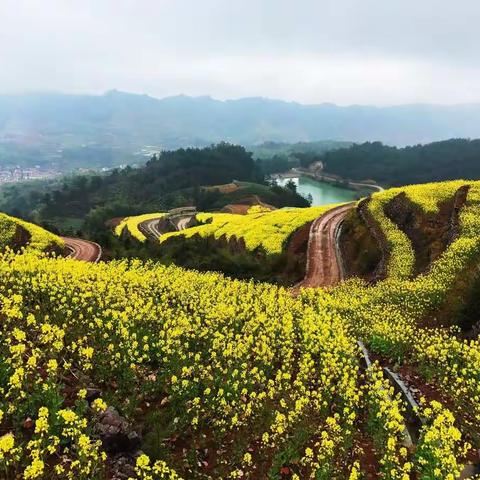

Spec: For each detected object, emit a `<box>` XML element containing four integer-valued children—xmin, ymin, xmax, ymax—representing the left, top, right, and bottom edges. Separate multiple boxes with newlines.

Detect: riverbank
<box><xmin>274</xmin><ymin>174</ymin><xmax>359</xmax><ymax>206</ymax></box>
<box><xmin>273</xmin><ymin>168</ymin><xmax>384</xmax><ymax>194</ymax></box>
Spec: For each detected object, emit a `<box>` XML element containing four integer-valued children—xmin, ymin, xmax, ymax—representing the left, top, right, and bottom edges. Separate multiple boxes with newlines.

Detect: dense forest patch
<box><xmin>305</xmin><ymin>139</ymin><xmax>480</xmax><ymax>186</ymax></box>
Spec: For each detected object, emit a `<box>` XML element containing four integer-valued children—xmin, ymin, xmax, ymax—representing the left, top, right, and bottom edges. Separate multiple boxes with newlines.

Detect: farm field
<box><xmin>0</xmin><ymin>180</ymin><xmax>479</xmax><ymax>478</ymax></box>
<box><xmin>159</xmin><ymin>205</ymin><xmax>335</xmax><ymax>255</ymax></box>
<box><xmin>112</xmin><ymin>206</ymin><xmax>336</xmax><ymax>285</ymax></box>
<box><xmin>112</xmin><ymin>204</ymin><xmax>333</xmax><ymax>256</ymax></box>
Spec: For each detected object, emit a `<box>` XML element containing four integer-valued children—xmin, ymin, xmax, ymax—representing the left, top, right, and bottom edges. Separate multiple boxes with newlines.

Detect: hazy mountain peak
<box><xmin>1</xmin><ymin>91</ymin><xmax>480</xmax><ymax>148</ymax></box>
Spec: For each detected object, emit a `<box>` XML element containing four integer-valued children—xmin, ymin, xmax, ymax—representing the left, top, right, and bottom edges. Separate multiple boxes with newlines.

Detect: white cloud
<box><xmin>0</xmin><ymin>0</ymin><xmax>479</xmax><ymax>105</ymax></box>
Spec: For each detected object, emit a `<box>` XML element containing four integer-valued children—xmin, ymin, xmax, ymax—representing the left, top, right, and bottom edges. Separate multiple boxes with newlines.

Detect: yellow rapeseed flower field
<box><xmin>160</xmin><ymin>205</ymin><xmax>335</xmax><ymax>255</ymax></box>
<box><xmin>0</xmin><ymin>212</ymin><xmax>64</xmax><ymax>252</ymax></box>
<box><xmin>0</xmin><ymin>180</ymin><xmax>479</xmax><ymax>478</ymax></box>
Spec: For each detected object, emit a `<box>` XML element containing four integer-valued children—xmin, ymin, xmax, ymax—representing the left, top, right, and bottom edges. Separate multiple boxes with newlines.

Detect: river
<box><xmin>275</xmin><ymin>175</ymin><xmax>358</xmax><ymax>206</ymax></box>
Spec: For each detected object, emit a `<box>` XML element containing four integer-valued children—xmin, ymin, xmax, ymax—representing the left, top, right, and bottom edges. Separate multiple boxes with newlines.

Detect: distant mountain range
<box><xmin>1</xmin><ymin>90</ymin><xmax>480</xmax><ymax>155</ymax></box>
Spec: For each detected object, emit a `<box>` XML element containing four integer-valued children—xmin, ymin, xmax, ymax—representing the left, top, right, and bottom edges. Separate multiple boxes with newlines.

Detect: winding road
<box><xmin>137</xmin><ymin>204</ymin><xmax>353</xmax><ymax>291</ymax></box>
<box><xmin>138</xmin><ymin>214</ymin><xmax>194</xmax><ymax>241</ymax></box>
<box><xmin>175</xmin><ymin>216</ymin><xmax>192</xmax><ymax>231</ymax></box>
<box><xmin>62</xmin><ymin>237</ymin><xmax>102</xmax><ymax>263</ymax></box>
<box><xmin>278</xmin><ymin>168</ymin><xmax>384</xmax><ymax>193</ymax></box>
<box><xmin>294</xmin><ymin>203</ymin><xmax>354</xmax><ymax>291</ymax></box>
<box><xmin>139</xmin><ymin>218</ymin><xmax>164</xmax><ymax>240</ymax></box>
<box><xmin>349</xmin><ymin>180</ymin><xmax>384</xmax><ymax>192</ymax></box>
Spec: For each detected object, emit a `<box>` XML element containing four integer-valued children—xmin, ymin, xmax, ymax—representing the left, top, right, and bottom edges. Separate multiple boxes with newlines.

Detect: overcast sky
<box><xmin>1</xmin><ymin>0</ymin><xmax>479</xmax><ymax>106</ymax></box>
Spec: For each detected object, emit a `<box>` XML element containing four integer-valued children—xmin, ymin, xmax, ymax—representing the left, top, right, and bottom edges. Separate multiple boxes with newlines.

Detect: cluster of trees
<box><xmin>256</xmin><ymin>139</ymin><xmax>480</xmax><ymax>187</ymax></box>
<box><xmin>318</xmin><ymin>139</ymin><xmax>480</xmax><ymax>186</ymax></box>
<box><xmin>252</xmin><ymin>140</ymin><xmax>352</xmax><ymax>176</ymax></box>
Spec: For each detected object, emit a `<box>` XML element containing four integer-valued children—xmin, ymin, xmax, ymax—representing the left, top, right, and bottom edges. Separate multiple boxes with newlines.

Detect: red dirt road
<box><xmin>294</xmin><ymin>203</ymin><xmax>354</xmax><ymax>291</ymax></box>
<box><xmin>62</xmin><ymin>237</ymin><xmax>102</xmax><ymax>263</ymax></box>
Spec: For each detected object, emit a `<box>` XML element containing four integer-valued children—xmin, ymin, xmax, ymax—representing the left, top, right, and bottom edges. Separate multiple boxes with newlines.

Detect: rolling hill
<box><xmin>0</xmin><ymin>180</ymin><xmax>479</xmax><ymax>477</ymax></box>
<box><xmin>2</xmin><ymin>91</ymin><xmax>480</xmax><ymax>157</ymax></box>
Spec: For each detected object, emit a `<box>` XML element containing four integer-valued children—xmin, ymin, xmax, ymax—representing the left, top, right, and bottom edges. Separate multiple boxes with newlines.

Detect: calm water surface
<box><xmin>276</xmin><ymin>176</ymin><xmax>358</xmax><ymax>206</ymax></box>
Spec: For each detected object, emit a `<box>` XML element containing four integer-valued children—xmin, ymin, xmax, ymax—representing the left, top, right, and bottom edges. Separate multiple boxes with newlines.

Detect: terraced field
<box><xmin>0</xmin><ymin>180</ymin><xmax>479</xmax><ymax>479</ymax></box>
<box><xmin>113</xmin><ymin>205</ymin><xmax>334</xmax><ymax>256</ymax></box>
<box><xmin>115</xmin><ymin>213</ymin><xmax>166</xmax><ymax>242</ymax></box>
<box><xmin>160</xmin><ymin>205</ymin><xmax>335</xmax><ymax>255</ymax></box>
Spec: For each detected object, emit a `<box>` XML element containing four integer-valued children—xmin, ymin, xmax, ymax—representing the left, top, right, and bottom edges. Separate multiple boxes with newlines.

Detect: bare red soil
<box><xmin>293</xmin><ymin>203</ymin><xmax>353</xmax><ymax>291</ymax></box>
<box><xmin>104</xmin><ymin>217</ymin><xmax>125</xmax><ymax>228</ymax></box>
<box><xmin>62</xmin><ymin>237</ymin><xmax>102</xmax><ymax>262</ymax></box>
<box><xmin>221</xmin><ymin>204</ymin><xmax>251</xmax><ymax>214</ymax></box>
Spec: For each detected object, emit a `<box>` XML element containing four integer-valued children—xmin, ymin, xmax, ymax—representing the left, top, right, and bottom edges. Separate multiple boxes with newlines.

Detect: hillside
<box><xmin>159</xmin><ymin>206</ymin><xmax>330</xmax><ymax>254</ymax></box>
<box><xmin>0</xmin><ymin>211</ymin><xmax>64</xmax><ymax>253</ymax></box>
<box><xmin>0</xmin><ymin>180</ymin><xmax>480</xmax><ymax>478</ymax></box>
<box><xmin>2</xmin><ymin>92</ymin><xmax>480</xmax><ymax>163</ymax></box>
<box><xmin>113</xmin><ymin>205</ymin><xmax>334</xmax><ymax>283</ymax></box>
<box><xmin>248</xmin><ymin>140</ymin><xmax>353</xmax><ymax>160</ymax></box>
<box><xmin>317</xmin><ymin>139</ymin><xmax>480</xmax><ymax>186</ymax></box>
<box><xmin>0</xmin><ymin>144</ymin><xmax>309</xmax><ymax>235</ymax></box>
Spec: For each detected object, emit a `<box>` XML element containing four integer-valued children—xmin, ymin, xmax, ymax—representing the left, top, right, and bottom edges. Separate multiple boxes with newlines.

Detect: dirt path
<box><xmin>139</xmin><ymin>218</ymin><xmax>163</xmax><ymax>240</ymax></box>
<box><xmin>62</xmin><ymin>237</ymin><xmax>102</xmax><ymax>263</ymax></box>
<box><xmin>349</xmin><ymin>180</ymin><xmax>384</xmax><ymax>192</ymax></box>
<box><xmin>137</xmin><ymin>213</ymin><xmax>196</xmax><ymax>242</ymax></box>
<box><xmin>176</xmin><ymin>216</ymin><xmax>192</xmax><ymax>231</ymax></box>
<box><xmin>294</xmin><ymin>203</ymin><xmax>354</xmax><ymax>291</ymax></box>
